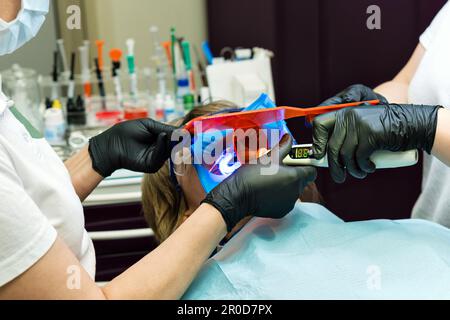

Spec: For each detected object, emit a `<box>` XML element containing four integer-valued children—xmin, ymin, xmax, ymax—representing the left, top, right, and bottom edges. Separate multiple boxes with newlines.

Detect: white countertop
<box><xmin>83</xmin><ymin>169</ymin><xmax>144</xmax><ymax>207</ymax></box>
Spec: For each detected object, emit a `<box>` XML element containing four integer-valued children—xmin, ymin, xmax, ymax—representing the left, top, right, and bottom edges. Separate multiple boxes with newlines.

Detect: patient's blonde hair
<box><xmin>142</xmin><ymin>101</ymin><xmax>238</xmax><ymax>242</ymax></box>
<box><xmin>141</xmin><ymin>101</ymin><xmax>323</xmax><ymax>243</ymax></box>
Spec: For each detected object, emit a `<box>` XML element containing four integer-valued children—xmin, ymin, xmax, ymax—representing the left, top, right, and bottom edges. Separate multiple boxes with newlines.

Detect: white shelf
<box><xmin>89</xmin><ymin>228</ymin><xmax>154</xmax><ymax>241</ymax></box>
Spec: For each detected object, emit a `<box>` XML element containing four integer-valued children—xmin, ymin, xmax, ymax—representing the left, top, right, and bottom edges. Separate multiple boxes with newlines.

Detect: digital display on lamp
<box><xmin>289</xmin><ymin>145</ymin><xmax>314</xmax><ymax>160</ymax></box>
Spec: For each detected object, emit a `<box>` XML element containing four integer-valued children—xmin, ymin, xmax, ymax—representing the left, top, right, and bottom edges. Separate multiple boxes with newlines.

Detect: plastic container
<box><xmin>95</xmin><ymin>110</ymin><xmax>123</xmax><ymax>125</ymax></box>
<box><xmin>176</xmin><ymin>78</ymin><xmax>190</xmax><ymax>116</ymax></box>
<box><xmin>183</xmin><ymin>94</ymin><xmax>195</xmax><ymax>112</ymax></box>
<box><xmin>1</xmin><ymin>64</ymin><xmax>43</xmax><ymax>131</ymax></box>
<box><xmin>154</xmin><ymin>93</ymin><xmax>165</xmax><ymax>122</ymax></box>
<box><xmin>124</xmin><ymin>107</ymin><xmax>148</xmax><ymax>120</ymax></box>
<box><xmin>67</xmin><ymin>95</ymin><xmax>87</xmax><ymax>127</ymax></box>
<box><xmin>44</xmin><ymin>102</ymin><xmax>66</xmax><ymax>145</ymax></box>
<box><xmin>164</xmin><ymin>94</ymin><xmax>176</xmax><ymax>122</ymax></box>
<box><xmin>87</xmin><ymin>96</ymin><xmax>123</xmax><ymax>127</ymax></box>
<box><xmin>122</xmin><ymin>94</ymin><xmax>150</xmax><ymax>121</ymax></box>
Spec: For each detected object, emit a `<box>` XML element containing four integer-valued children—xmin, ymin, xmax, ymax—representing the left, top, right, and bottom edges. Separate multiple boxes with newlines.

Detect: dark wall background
<box><xmin>207</xmin><ymin>0</ymin><xmax>446</xmax><ymax>221</ymax></box>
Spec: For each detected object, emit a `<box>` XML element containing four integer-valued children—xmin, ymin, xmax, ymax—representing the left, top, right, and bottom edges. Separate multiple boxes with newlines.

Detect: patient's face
<box><xmin>175</xmin><ymin>163</ymin><xmax>206</xmax><ymax>214</ymax></box>
<box><xmin>175</xmin><ymin>162</ymin><xmax>251</xmax><ymax>238</ymax></box>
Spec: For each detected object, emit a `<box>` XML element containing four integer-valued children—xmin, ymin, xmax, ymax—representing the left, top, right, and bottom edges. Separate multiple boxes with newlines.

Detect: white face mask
<box><xmin>0</xmin><ymin>0</ymin><xmax>50</xmax><ymax>56</ymax></box>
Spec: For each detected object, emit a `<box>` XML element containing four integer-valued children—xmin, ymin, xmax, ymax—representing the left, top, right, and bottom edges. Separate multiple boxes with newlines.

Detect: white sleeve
<box><xmin>420</xmin><ymin>1</ymin><xmax>450</xmax><ymax>50</ymax></box>
<box><xmin>0</xmin><ymin>146</ymin><xmax>57</xmax><ymax>287</ymax></box>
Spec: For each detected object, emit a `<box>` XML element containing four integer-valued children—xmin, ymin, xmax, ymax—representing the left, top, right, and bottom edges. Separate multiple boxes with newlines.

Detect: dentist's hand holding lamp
<box><xmin>312</xmin><ymin>86</ymin><xmax>450</xmax><ymax>182</ymax></box>
<box><xmin>0</xmin><ymin>0</ymin><xmax>316</xmax><ymax>299</ymax></box>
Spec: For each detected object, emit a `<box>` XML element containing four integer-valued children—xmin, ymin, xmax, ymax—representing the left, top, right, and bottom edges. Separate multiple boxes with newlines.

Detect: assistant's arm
<box><xmin>318</xmin><ymin>44</ymin><xmax>425</xmax><ymax>106</ymax></box>
<box><xmin>312</xmin><ymin>44</ymin><xmax>450</xmax><ymax>182</ymax></box>
<box><xmin>374</xmin><ymin>44</ymin><xmax>425</xmax><ymax>103</ymax></box>
<box><xmin>433</xmin><ymin>108</ymin><xmax>450</xmax><ymax>166</ymax></box>
<box><xmin>355</xmin><ymin>43</ymin><xmax>450</xmax><ymax>165</ymax></box>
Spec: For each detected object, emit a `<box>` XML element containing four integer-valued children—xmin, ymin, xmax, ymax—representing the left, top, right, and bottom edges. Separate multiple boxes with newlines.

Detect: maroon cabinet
<box><xmin>84</xmin><ymin>203</ymin><xmax>157</xmax><ymax>282</ymax></box>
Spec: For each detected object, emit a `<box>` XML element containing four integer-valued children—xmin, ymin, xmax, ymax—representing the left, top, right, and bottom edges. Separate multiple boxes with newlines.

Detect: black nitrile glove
<box><xmin>89</xmin><ymin>119</ymin><xmax>177</xmax><ymax>177</ymax></box>
<box><xmin>320</xmin><ymin>84</ymin><xmax>389</xmax><ymax>106</ymax></box>
<box><xmin>312</xmin><ymin>104</ymin><xmax>441</xmax><ymax>183</ymax></box>
<box><xmin>202</xmin><ymin>135</ymin><xmax>317</xmax><ymax>232</ymax></box>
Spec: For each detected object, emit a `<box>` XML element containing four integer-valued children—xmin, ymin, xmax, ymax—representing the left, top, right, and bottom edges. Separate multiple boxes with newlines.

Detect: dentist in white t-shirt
<box><xmin>311</xmin><ymin>2</ymin><xmax>450</xmax><ymax>226</ymax></box>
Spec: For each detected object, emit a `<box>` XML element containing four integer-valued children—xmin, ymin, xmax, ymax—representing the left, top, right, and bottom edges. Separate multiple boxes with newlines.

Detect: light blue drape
<box><xmin>184</xmin><ymin>203</ymin><xmax>450</xmax><ymax>299</ymax></box>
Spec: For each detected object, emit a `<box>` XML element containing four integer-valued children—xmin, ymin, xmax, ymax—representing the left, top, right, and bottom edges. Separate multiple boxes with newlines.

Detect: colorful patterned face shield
<box><xmin>170</xmin><ymin>94</ymin><xmax>295</xmax><ymax>193</ymax></box>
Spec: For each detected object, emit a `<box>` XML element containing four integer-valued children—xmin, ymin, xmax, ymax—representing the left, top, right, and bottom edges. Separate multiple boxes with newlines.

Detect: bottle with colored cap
<box><xmin>164</xmin><ymin>94</ymin><xmax>176</xmax><ymax>122</ymax></box>
<box><xmin>183</xmin><ymin>94</ymin><xmax>195</xmax><ymax>112</ymax></box>
<box><xmin>155</xmin><ymin>93</ymin><xmax>165</xmax><ymax>122</ymax></box>
<box><xmin>44</xmin><ymin>99</ymin><xmax>66</xmax><ymax>145</ymax></box>
<box><xmin>176</xmin><ymin>78</ymin><xmax>190</xmax><ymax>116</ymax></box>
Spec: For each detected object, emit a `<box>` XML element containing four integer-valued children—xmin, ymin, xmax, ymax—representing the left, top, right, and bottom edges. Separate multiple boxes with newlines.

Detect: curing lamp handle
<box><xmin>283</xmin><ymin>145</ymin><xmax>419</xmax><ymax>169</ymax></box>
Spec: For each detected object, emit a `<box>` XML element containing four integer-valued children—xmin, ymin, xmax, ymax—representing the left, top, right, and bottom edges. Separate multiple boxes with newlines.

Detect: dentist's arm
<box><xmin>311</xmin><ymin>43</ymin><xmax>445</xmax><ymax>183</ymax></box>
<box><xmin>65</xmin><ymin>146</ymin><xmax>103</xmax><ymax>202</ymax></box>
<box><xmin>65</xmin><ymin>119</ymin><xmax>176</xmax><ymax>201</ymax></box>
<box><xmin>0</xmin><ymin>0</ymin><xmax>21</xmax><ymax>22</ymax></box>
<box><xmin>433</xmin><ymin>108</ymin><xmax>450</xmax><ymax>165</ymax></box>
<box><xmin>0</xmin><ymin>204</ymin><xmax>227</xmax><ymax>300</ymax></box>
